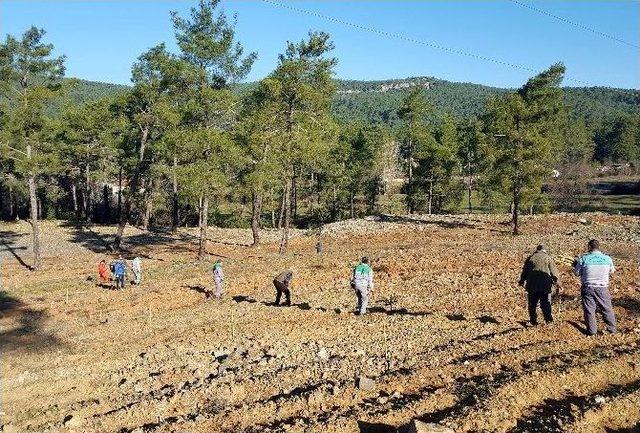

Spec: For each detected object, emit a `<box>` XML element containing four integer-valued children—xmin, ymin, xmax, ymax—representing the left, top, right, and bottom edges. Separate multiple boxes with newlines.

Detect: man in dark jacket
<box><xmin>273</xmin><ymin>270</ymin><xmax>293</xmax><ymax>306</ymax></box>
<box><xmin>519</xmin><ymin>245</ymin><xmax>561</xmax><ymax>325</ymax></box>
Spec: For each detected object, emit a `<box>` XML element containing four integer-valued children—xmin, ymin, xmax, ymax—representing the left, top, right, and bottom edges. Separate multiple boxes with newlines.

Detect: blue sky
<box><xmin>1</xmin><ymin>0</ymin><xmax>638</xmax><ymax>88</ymax></box>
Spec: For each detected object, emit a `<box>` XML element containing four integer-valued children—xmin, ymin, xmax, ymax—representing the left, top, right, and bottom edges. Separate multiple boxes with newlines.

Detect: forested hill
<box><xmin>332</xmin><ymin>77</ymin><xmax>640</xmax><ymax>125</ymax></box>
<box><xmin>58</xmin><ymin>76</ymin><xmax>640</xmax><ymax>125</ymax></box>
<box><xmin>48</xmin><ymin>79</ymin><xmax>129</xmax><ymax>113</ymax></box>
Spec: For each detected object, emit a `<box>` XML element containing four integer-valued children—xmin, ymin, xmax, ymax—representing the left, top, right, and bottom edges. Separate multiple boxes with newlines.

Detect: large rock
<box><xmin>402</xmin><ymin>420</ymin><xmax>455</xmax><ymax>433</ymax></box>
<box><xmin>357</xmin><ymin>376</ymin><xmax>375</xmax><ymax>391</ymax></box>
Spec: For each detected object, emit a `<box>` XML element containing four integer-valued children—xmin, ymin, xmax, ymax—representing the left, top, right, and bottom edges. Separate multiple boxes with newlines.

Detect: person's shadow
<box><xmin>568</xmin><ymin>320</ymin><xmax>590</xmax><ymax>335</ymax></box>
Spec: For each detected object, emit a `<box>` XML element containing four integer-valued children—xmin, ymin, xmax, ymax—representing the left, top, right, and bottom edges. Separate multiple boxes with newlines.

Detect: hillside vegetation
<box><xmin>55</xmin><ymin>76</ymin><xmax>640</xmax><ymax>125</ymax></box>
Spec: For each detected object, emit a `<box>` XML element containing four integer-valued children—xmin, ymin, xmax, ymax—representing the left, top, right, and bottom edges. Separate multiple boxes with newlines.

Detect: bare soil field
<box><xmin>1</xmin><ymin>214</ymin><xmax>639</xmax><ymax>433</ymax></box>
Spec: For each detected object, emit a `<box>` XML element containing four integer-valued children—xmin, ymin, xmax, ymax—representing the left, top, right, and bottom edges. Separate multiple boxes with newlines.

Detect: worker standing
<box><xmin>212</xmin><ymin>259</ymin><xmax>224</xmax><ymax>299</ymax></box>
<box><xmin>273</xmin><ymin>270</ymin><xmax>293</xmax><ymax>306</ymax></box>
<box><xmin>518</xmin><ymin>245</ymin><xmax>561</xmax><ymax>326</ymax></box>
<box><xmin>131</xmin><ymin>256</ymin><xmax>142</xmax><ymax>285</ymax></box>
<box><xmin>352</xmin><ymin>257</ymin><xmax>374</xmax><ymax>315</ymax></box>
<box><xmin>113</xmin><ymin>256</ymin><xmax>127</xmax><ymax>290</ymax></box>
<box><xmin>98</xmin><ymin>260</ymin><xmax>109</xmax><ymax>284</ymax></box>
<box><xmin>573</xmin><ymin>239</ymin><xmax>617</xmax><ymax>335</ymax></box>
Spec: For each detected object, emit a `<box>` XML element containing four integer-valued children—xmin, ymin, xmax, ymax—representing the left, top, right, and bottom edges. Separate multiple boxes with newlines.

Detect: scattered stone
<box><xmin>377</xmin><ymin>396</ymin><xmax>388</xmax><ymax>404</ymax></box>
<box><xmin>213</xmin><ymin>349</ymin><xmax>228</xmax><ymax>359</ymax></box>
<box><xmin>402</xmin><ymin>419</ymin><xmax>455</xmax><ymax>433</ymax></box>
<box><xmin>357</xmin><ymin>376</ymin><xmax>375</xmax><ymax>391</ymax></box>
<box><xmin>317</xmin><ymin>347</ymin><xmax>330</xmax><ymax>360</ymax></box>
<box><xmin>265</xmin><ymin>348</ymin><xmax>278</xmax><ymax>358</ymax></box>
<box><xmin>594</xmin><ymin>395</ymin><xmax>606</xmax><ymax>405</ymax></box>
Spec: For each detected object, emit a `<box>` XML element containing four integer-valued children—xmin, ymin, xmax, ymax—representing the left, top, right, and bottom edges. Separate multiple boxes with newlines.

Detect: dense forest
<box><xmin>50</xmin><ymin>75</ymin><xmax>640</xmax><ymax>126</ymax></box>
<box><xmin>1</xmin><ymin>0</ymin><xmax>639</xmax><ymax>270</ymax></box>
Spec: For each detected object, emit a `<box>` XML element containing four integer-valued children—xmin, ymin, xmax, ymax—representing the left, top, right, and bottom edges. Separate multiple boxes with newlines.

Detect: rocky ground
<box><xmin>1</xmin><ymin>214</ymin><xmax>639</xmax><ymax>433</ymax></box>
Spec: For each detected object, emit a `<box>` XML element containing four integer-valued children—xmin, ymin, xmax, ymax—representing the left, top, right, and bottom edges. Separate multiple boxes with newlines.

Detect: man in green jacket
<box><xmin>518</xmin><ymin>245</ymin><xmax>561</xmax><ymax>325</ymax></box>
<box><xmin>351</xmin><ymin>257</ymin><xmax>374</xmax><ymax>315</ymax></box>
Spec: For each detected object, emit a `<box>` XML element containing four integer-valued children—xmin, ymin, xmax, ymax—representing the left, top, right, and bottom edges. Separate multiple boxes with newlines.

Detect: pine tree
<box><xmin>252</xmin><ymin>31</ymin><xmax>338</xmax><ymax>254</ymax></box>
<box><xmin>0</xmin><ymin>27</ymin><xmax>65</xmax><ymax>269</ymax></box>
<box><xmin>397</xmin><ymin>87</ymin><xmax>432</xmax><ymax>213</ymax></box>
<box><xmin>170</xmin><ymin>0</ymin><xmax>256</xmax><ymax>258</ymax></box>
<box><xmin>483</xmin><ymin>63</ymin><xmax>566</xmax><ymax>234</ymax></box>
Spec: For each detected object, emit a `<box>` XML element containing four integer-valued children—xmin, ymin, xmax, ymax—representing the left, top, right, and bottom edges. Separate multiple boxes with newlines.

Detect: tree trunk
<box><xmin>8</xmin><ymin>183</ymin><xmax>15</xmax><ymax>221</ymax></box>
<box><xmin>512</xmin><ymin>189</ymin><xmax>520</xmax><ymax>235</ymax></box>
<box><xmin>171</xmin><ymin>155</ymin><xmax>179</xmax><ymax>234</ymax></box>
<box><xmin>117</xmin><ymin>167</ymin><xmax>123</xmax><ymax>223</ymax></box>
<box><xmin>251</xmin><ymin>191</ymin><xmax>262</xmax><ymax>246</ymax></box>
<box><xmin>114</xmin><ymin>198</ymin><xmax>130</xmax><ymax>251</ymax></box>
<box><xmin>113</xmin><ymin>125</ymin><xmax>148</xmax><ymax>251</ymax></box>
<box><xmin>29</xmin><ymin>176</ymin><xmax>41</xmax><ymax>270</ymax></box>
<box><xmin>467</xmin><ymin>156</ymin><xmax>472</xmax><ymax>214</ymax></box>
<box><xmin>428</xmin><ymin>178</ymin><xmax>434</xmax><ymax>215</ymax></box>
<box><xmin>71</xmin><ymin>183</ymin><xmax>79</xmax><ymax>218</ymax></box>
<box><xmin>350</xmin><ymin>191</ymin><xmax>355</xmax><ymax>219</ymax></box>
<box><xmin>407</xmin><ymin>138</ymin><xmax>413</xmax><ymax>214</ymax></box>
<box><xmin>332</xmin><ymin>185</ymin><xmax>337</xmax><ymax>221</ymax></box>
<box><xmin>102</xmin><ymin>184</ymin><xmax>111</xmax><ymax>223</ymax></box>
<box><xmin>198</xmin><ymin>195</ymin><xmax>209</xmax><ymax>259</ymax></box>
<box><xmin>84</xmin><ymin>162</ymin><xmax>91</xmax><ymax>223</ymax></box>
<box><xmin>292</xmin><ymin>175</ymin><xmax>297</xmax><ymax>220</ymax></box>
<box><xmin>278</xmin><ymin>186</ymin><xmax>286</xmax><ymax>229</ymax></box>
<box><xmin>270</xmin><ymin>188</ymin><xmax>276</xmax><ymax>228</ymax></box>
<box><xmin>278</xmin><ymin>180</ymin><xmax>291</xmax><ymax>254</ymax></box>
<box><xmin>142</xmin><ymin>191</ymin><xmax>153</xmax><ymax>231</ymax></box>
<box><xmin>26</xmin><ymin>144</ymin><xmax>41</xmax><ymax>270</ymax></box>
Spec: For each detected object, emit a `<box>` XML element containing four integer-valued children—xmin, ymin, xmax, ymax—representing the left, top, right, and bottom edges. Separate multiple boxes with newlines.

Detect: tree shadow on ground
<box><xmin>60</xmin><ymin>221</ymin><xmax>117</xmax><ymax>254</ymax></box>
<box><xmin>0</xmin><ymin>290</ymin><xmax>63</xmax><ymax>353</ymax></box>
<box><xmin>377</xmin><ymin>214</ymin><xmax>509</xmax><ymax>234</ymax></box>
<box><xmin>357</xmin><ymin>420</ymin><xmax>397</xmax><ymax>433</ymax></box>
<box><xmin>175</xmin><ymin>229</ymin><xmax>252</xmax><ymax>248</ymax></box>
<box><xmin>233</xmin><ymin>295</ymin><xmax>257</xmax><ymax>303</ymax></box>
<box><xmin>369</xmin><ymin>306</ymin><xmax>431</xmax><ymax>317</ymax></box>
<box><xmin>378</xmin><ymin>214</ymin><xmax>476</xmax><ymax>229</ymax></box>
<box><xmin>614</xmin><ymin>296</ymin><xmax>640</xmax><ymax>315</ymax></box>
<box><xmin>0</xmin><ymin>230</ymin><xmax>32</xmax><ymax>270</ymax></box>
<box><xmin>184</xmin><ymin>284</ymin><xmax>211</xmax><ymax>299</ymax></box>
<box><xmin>62</xmin><ymin>222</ymin><xmax>233</xmax><ymax>262</ymax></box>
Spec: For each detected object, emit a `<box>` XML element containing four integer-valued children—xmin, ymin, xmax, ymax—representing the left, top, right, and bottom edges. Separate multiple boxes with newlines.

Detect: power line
<box><xmin>511</xmin><ymin>0</ymin><xmax>640</xmax><ymax>50</ymax></box>
<box><xmin>261</xmin><ymin>0</ymin><xmax>595</xmax><ymax>87</ymax></box>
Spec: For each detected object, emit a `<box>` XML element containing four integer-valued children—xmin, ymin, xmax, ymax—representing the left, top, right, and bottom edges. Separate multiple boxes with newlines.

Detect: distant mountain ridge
<box><xmin>55</xmin><ymin>76</ymin><xmax>640</xmax><ymax>126</ymax></box>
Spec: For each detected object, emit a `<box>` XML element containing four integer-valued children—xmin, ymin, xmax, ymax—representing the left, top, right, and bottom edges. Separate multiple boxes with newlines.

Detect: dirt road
<box><xmin>1</xmin><ymin>214</ymin><xmax>639</xmax><ymax>433</ymax></box>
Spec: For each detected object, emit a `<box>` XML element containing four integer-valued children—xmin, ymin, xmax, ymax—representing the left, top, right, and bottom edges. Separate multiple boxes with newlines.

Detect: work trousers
<box><xmin>115</xmin><ymin>274</ymin><xmax>125</xmax><ymax>290</ymax></box>
<box><xmin>354</xmin><ymin>283</ymin><xmax>369</xmax><ymax>315</ymax></box>
<box><xmin>527</xmin><ymin>291</ymin><xmax>552</xmax><ymax>325</ymax></box>
<box><xmin>214</xmin><ymin>278</ymin><xmax>224</xmax><ymax>298</ymax></box>
<box><xmin>273</xmin><ymin>280</ymin><xmax>291</xmax><ymax>306</ymax></box>
<box><xmin>132</xmin><ymin>269</ymin><xmax>141</xmax><ymax>285</ymax></box>
<box><xmin>581</xmin><ymin>284</ymin><xmax>617</xmax><ymax>335</ymax></box>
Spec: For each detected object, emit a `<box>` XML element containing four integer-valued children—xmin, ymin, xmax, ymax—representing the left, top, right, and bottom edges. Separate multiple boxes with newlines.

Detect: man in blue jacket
<box><xmin>113</xmin><ymin>256</ymin><xmax>127</xmax><ymax>290</ymax></box>
<box><xmin>573</xmin><ymin>239</ymin><xmax>617</xmax><ymax>335</ymax></box>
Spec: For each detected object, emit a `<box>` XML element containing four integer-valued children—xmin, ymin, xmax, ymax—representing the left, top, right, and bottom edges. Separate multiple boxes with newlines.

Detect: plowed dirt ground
<box><xmin>1</xmin><ymin>214</ymin><xmax>639</xmax><ymax>433</ymax></box>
